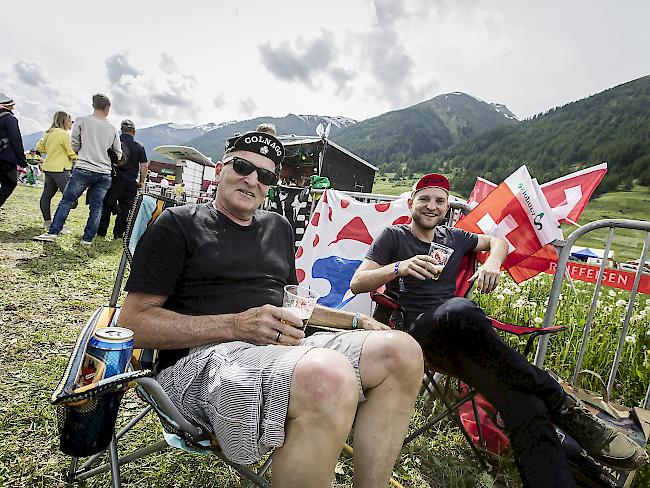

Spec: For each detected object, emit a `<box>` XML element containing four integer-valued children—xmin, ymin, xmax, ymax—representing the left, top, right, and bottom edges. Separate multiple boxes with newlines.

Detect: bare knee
<box><xmin>362</xmin><ymin>331</ymin><xmax>424</xmax><ymax>390</ymax></box>
<box><xmin>288</xmin><ymin>349</ymin><xmax>358</xmax><ymax>420</ymax></box>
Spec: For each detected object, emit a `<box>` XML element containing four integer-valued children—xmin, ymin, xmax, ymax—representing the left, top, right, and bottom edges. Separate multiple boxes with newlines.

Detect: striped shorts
<box><xmin>156</xmin><ymin>329</ymin><xmax>371</xmax><ymax>464</ymax></box>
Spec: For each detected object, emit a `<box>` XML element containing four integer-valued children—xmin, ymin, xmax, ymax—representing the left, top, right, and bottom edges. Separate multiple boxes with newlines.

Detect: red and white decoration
<box><xmin>295</xmin><ymin>190</ymin><xmax>410</xmax><ymax>313</ymax></box>
<box><xmin>455</xmin><ymin>166</ymin><xmax>563</xmax><ymax>271</ymax></box>
<box><xmin>540</xmin><ymin>162</ymin><xmax>607</xmax><ymax>224</ymax></box>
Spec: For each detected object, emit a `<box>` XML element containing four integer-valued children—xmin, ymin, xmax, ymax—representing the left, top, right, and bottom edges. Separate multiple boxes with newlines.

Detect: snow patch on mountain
<box><xmin>296</xmin><ymin>115</ymin><xmax>357</xmax><ymax>128</ymax></box>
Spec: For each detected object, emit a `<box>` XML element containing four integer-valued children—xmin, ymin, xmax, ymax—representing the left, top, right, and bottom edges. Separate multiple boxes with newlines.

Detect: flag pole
<box><xmin>565</xmin><ymin>217</ymin><xmax>582</xmax><ymax>227</ymax></box>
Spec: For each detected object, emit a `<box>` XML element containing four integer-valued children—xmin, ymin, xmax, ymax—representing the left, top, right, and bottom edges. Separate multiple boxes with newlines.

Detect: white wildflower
<box><xmin>503</xmin><ymin>288</ymin><xmax>513</xmax><ymax>296</ymax></box>
<box><xmin>497</xmin><ymin>294</ymin><xmax>505</xmax><ymax>300</ymax></box>
<box><xmin>616</xmin><ymin>299</ymin><xmax>627</xmax><ymax>307</ymax></box>
<box><xmin>608</xmin><ymin>290</ymin><xmax>616</xmax><ymax>297</ymax></box>
<box><xmin>596</xmin><ymin>300</ymin><xmax>602</xmax><ymax>307</ymax></box>
<box><xmin>624</xmin><ymin>335</ymin><xmax>636</xmax><ymax>344</ymax></box>
<box><xmin>534</xmin><ymin>317</ymin><xmax>544</xmax><ymax>324</ymax></box>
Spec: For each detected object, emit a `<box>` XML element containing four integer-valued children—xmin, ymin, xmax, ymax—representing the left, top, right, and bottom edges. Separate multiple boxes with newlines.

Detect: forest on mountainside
<box><xmin>416</xmin><ymin>76</ymin><xmax>650</xmax><ymax>195</ymax></box>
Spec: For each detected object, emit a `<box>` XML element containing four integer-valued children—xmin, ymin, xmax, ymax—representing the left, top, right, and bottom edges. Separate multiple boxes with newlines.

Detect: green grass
<box><xmin>0</xmin><ymin>185</ymin><xmax>648</xmax><ymax>487</ymax></box>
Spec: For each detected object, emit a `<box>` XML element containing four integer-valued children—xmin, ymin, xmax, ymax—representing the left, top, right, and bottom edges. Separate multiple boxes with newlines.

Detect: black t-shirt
<box><xmin>117</xmin><ymin>133</ymin><xmax>147</xmax><ymax>181</ymax></box>
<box><xmin>365</xmin><ymin>225</ymin><xmax>478</xmax><ymax>320</ymax></box>
<box><xmin>125</xmin><ymin>203</ymin><xmax>298</xmax><ymax>368</ymax></box>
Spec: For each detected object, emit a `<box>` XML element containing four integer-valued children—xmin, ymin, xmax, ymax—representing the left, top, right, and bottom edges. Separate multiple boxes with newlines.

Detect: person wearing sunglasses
<box><xmin>120</xmin><ymin>129</ymin><xmax>423</xmax><ymax>487</ymax></box>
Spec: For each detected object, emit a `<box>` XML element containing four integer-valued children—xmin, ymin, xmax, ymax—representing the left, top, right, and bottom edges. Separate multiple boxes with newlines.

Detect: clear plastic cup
<box><xmin>429</xmin><ymin>242</ymin><xmax>454</xmax><ymax>280</ymax></box>
<box><xmin>283</xmin><ymin>285</ymin><xmax>319</xmax><ymax>329</ymax></box>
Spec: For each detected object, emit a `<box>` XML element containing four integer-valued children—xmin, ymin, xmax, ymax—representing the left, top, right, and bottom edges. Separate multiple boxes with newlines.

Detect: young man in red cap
<box><xmin>351</xmin><ymin>173</ymin><xmax>647</xmax><ymax>487</ymax></box>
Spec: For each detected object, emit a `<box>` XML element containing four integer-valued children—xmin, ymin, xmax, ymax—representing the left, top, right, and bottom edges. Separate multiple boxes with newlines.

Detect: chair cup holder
<box><xmin>57</xmin><ymin>391</ymin><xmax>124</xmax><ymax>457</ymax></box>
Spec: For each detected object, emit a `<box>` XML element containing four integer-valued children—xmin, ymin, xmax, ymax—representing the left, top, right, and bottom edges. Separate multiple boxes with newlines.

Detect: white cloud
<box><xmin>14</xmin><ymin>59</ymin><xmax>50</xmax><ymax>87</ymax></box>
<box><xmin>238</xmin><ymin>97</ymin><xmax>258</xmax><ymax>117</ymax></box>
<box><xmin>104</xmin><ymin>52</ymin><xmax>200</xmax><ymax>124</ymax></box>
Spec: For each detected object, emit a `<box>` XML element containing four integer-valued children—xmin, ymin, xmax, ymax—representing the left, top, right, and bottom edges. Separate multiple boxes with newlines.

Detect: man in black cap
<box><xmin>0</xmin><ymin>93</ymin><xmax>28</xmax><ymax>207</ymax></box>
<box><xmin>97</xmin><ymin>119</ymin><xmax>148</xmax><ymax>239</ymax></box>
<box><xmin>119</xmin><ymin>130</ymin><xmax>424</xmax><ymax>487</ymax></box>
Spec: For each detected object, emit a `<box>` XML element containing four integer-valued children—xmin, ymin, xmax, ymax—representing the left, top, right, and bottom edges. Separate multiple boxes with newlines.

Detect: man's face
<box><xmin>215</xmin><ymin>150</ymin><xmax>276</xmax><ymax>219</ymax></box>
<box><xmin>408</xmin><ymin>187</ymin><xmax>450</xmax><ymax>230</ymax></box>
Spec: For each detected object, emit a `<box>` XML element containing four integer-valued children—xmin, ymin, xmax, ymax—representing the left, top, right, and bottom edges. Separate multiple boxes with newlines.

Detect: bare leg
<box><xmin>353</xmin><ymin>331</ymin><xmax>423</xmax><ymax>488</ymax></box>
<box><xmin>272</xmin><ymin>348</ymin><xmax>359</xmax><ymax>488</ymax></box>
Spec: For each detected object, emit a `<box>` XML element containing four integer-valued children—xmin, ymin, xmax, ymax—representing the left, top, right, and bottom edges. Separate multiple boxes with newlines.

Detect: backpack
<box><xmin>107</xmin><ymin>137</ymin><xmax>130</xmax><ymax>168</ymax></box>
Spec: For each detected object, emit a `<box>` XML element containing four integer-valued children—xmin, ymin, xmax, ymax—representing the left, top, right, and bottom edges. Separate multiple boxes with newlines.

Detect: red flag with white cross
<box><xmin>454</xmin><ymin>166</ymin><xmax>562</xmax><ymax>271</ymax></box>
<box><xmin>540</xmin><ymin>162</ymin><xmax>607</xmax><ymax>224</ymax></box>
<box><xmin>467</xmin><ymin>177</ymin><xmax>498</xmax><ymax>209</ymax></box>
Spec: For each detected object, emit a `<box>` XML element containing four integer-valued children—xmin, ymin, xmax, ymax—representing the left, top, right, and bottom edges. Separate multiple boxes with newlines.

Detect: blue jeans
<box><xmin>49</xmin><ymin>168</ymin><xmax>112</xmax><ymax>242</ymax></box>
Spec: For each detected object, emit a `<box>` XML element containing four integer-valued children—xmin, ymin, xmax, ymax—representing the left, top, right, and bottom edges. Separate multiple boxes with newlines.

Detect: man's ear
<box><xmin>407</xmin><ymin>197</ymin><xmax>413</xmax><ymax>209</ymax></box>
<box><xmin>214</xmin><ymin>161</ymin><xmax>224</xmax><ymax>182</ymax></box>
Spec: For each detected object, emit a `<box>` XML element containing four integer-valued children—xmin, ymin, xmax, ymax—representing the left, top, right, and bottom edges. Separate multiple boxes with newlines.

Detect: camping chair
<box><xmin>51</xmin><ymin>192</ymin><xmax>272</xmax><ymax>488</ymax></box>
<box><xmin>371</xmin><ymin>252</ymin><xmax>565</xmax><ymax>459</ymax></box>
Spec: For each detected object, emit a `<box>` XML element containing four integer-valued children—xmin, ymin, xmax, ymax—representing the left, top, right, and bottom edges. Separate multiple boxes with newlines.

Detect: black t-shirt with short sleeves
<box><xmin>125</xmin><ymin>202</ymin><xmax>298</xmax><ymax>368</ymax></box>
<box><xmin>117</xmin><ymin>133</ymin><xmax>147</xmax><ymax>181</ymax></box>
<box><xmin>365</xmin><ymin>225</ymin><xmax>478</xmax><ymax>321</ymax></box>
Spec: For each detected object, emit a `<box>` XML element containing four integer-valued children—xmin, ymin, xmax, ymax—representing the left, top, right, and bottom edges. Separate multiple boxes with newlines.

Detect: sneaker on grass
<box><xmin>555</xmin><ymin>392</ymin><xmax>649</xmax><ymax>470</ymax></box>
<box><xmin>59</xmin><ymin>227</ymin><xmax>72</xmax><ymax>235</ymax></box>
<box><xmin>33</xmin><ymin>233</ymin><xmax>57</xmax><ymax>242</ymax></box>
<box><xmin>80</xmin><ymin>239</ymin><xmax>92</xmax><ymax>247</ymax></box>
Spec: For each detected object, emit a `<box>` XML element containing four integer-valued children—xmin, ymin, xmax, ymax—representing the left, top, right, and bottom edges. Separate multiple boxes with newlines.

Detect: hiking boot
<box><xmin>33</xmin><ymin>233</ymin><xmax>58</xmax><ymax>242</ymax></box>
<box><xmin>554</xmin><ymin>392</ymin><xmax>649</xmax><ymax>470</ymax></box>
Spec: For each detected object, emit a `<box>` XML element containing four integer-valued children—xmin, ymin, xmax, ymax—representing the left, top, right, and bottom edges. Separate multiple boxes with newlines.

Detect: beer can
<box><xmin>81</xmin><ymin>327</ymin><xmax>134</xmax><ymax>385</ymax></box>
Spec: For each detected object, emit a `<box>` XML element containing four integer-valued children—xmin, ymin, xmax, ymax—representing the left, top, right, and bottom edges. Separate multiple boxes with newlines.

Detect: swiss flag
<box><xmin>541</xmin><ymin>162</ymin><xmax>607</xmax><ymax>224</ymax></box>
<box><xmin>467</xmin><ymin>177</ymin><xmax>498</xmax><ymax>208</ymax></box>
<box><xmin>455</xmin><ymin>166</ymin><xmax>562</xmax><ymax>271</ymax></box>
<box><xmin>507</xmin><ymin>244</ymin><xmax>558</xmax><ymax>284</ymax></box>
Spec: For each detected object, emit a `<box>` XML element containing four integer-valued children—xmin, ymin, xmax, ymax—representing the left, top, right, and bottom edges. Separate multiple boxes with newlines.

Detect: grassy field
<box><xmin>0</xmin><ymin>184</ymin><xmax>648</xmax><ymax>487</ymax></box>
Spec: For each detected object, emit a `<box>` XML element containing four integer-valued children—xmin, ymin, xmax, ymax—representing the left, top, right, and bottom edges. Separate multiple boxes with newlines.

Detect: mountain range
<box><xmin>21</xmin><ymin>75</ymin><xmax>650</xmax><ymax>195</ymax></box>
<box><xmin>330</xmin><ymin>92</ymin><xmax>518</xmax><ymax>164</ymax></box>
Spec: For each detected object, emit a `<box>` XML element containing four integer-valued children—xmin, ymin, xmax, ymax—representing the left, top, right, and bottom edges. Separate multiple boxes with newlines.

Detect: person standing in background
<box><xmin>0</xmin><ymin>93</ymin><xmax>28</xmax><ymax>207</ymax></box>
<box><xmin>33</xmin><ymin>94</ymin><xmax>120</xmax><ymax>246</ymax></box>
<box><xmin>97</xmin><ymin>119</ymin><xmax>148</xmax><ymax>239</ymax></box>
<box><xmin>36</xmin><ymin>111</ymin><xmax>77</xmax><ymax>230</ymax></box>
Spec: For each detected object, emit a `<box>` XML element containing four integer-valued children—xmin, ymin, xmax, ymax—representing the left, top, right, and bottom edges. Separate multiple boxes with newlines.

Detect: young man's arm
<box><xmin>112</xmin><ymin>129</ymin><xmax>122</xmax><ymax>159</ymax></box>
<box><xmin>119</xmin><ymin>292</ymin><xmax>306</xmax><ymax>349</ymax></box>
<box><xmin>350</xmin><ymin>255</ymin><xmax>441</xmax><ymax>295</ymax></box>
<box><xmin>468</xmin><ymin>234</ymin><xmax>509</xmax><ymax>293</ymax></box>
<box><xmin>70</xmin><ymin>120</ymin><xmax>81</xmax><ymax>153</ymax></box>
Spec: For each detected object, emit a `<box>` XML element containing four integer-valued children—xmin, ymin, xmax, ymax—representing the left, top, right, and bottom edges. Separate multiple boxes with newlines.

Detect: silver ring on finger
<box><xmin>275</xmin><ymin>331</ymin><xmax>282</xmax><ymax>343</ymax></box>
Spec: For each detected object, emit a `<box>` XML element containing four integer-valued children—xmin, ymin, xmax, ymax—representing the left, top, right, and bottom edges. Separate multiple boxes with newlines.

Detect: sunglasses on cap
<box><xmin>223</xmin><ymin>156</ymin><xmax>279</xmax><ymax>186</ymax></box>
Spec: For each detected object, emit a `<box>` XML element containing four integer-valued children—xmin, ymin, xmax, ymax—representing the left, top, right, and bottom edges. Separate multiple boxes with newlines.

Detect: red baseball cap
<box><xmin>411</xmin><ymin>173</ymin><xmax>450</xmax><ymax>196</ymax></box>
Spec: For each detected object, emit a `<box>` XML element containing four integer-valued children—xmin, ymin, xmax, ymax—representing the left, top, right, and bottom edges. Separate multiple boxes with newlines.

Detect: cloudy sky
<box><xmin>4</xmin><ymin>0</ymin><xmax>649</xmax><ymax>134</ymax></box>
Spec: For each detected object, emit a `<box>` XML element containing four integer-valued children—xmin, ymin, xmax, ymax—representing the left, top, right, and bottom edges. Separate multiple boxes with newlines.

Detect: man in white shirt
<box><xmin>34</xmin><ymin>94</ymin><xmax>121</xmax><ymax>246</ymax></box>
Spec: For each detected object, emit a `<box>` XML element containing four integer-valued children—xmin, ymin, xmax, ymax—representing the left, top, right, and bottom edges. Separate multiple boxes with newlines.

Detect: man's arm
<box><xmin>119</xmin><ymin>291</ymin><xmax>307</xmax><ymax>349</ymax></box>
<box><xmin>70</xmin><ymin>120</ymin><xmax>81</xmax><ymax>153</ymax></box>
<box><xmin>309</xmin><ymin>304</ymin><xmax>389</xmax><ymax>331</ymax></box>
<box><xmin>112</xmin><ymin>130</ymin><xmax>122</xmax><ymax>159</ymax></box>
<box><xmin>350</xmin><ymin>255</ymin><xmax>442</xmax><ymax>295</ymax></box>
<box><xmin>138</xmin><ymin>146</ymin><xmax>148</xmax><ymax>186</ymax></box>
<box><xmin>7</xmin><ymin>117</ymin><xmax>27</xmax><ymax>166</ymax></box>
<box><xmin>468</xmin><ymin>234</ymin><xmax>508</xmax><ymax>293</ymax></box>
